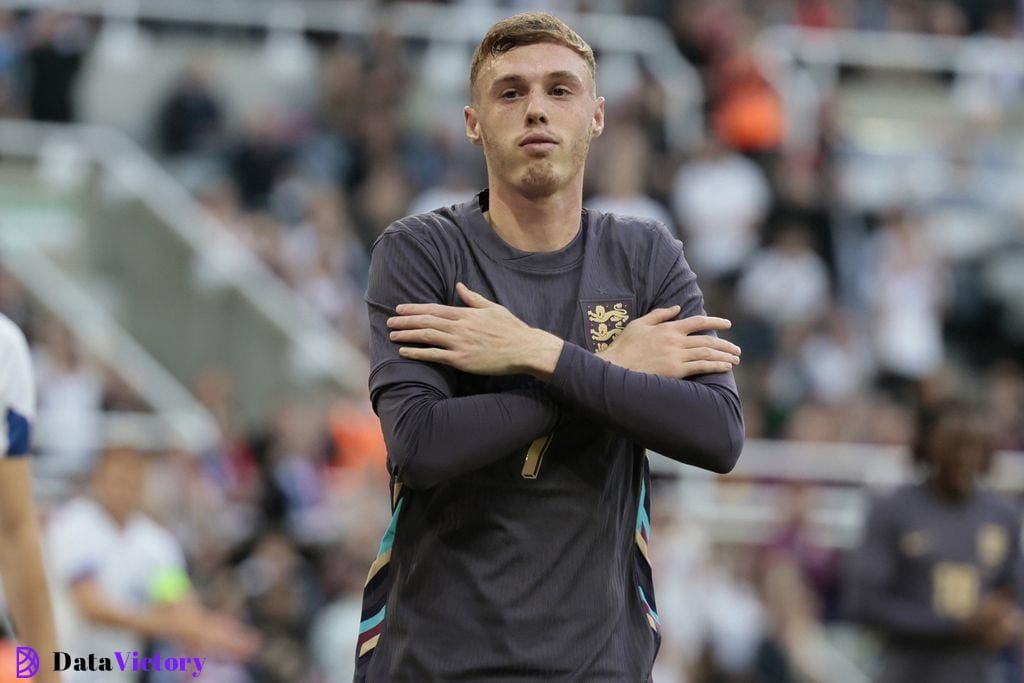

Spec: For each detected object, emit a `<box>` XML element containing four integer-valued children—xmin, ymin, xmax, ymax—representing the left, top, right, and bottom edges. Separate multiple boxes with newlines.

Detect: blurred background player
<box><xmin>0</xmin><ymin>312</ymin><xmax>60</xmax><ymax>683</ymax></box>
<box><xmin>44</xmin><ymin>445</ymin><xmax>260</xmax><ymax>682</ymax></box>
<box><xmin>848</xmin><ymin>402</ymin><xmax>1023</xmax><ymax>683</ymax></box>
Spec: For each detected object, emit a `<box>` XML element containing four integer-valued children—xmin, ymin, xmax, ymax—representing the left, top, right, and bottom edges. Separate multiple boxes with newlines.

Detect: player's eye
<box><xmin>500</xmin><ymin>89</ymin><xmax>520</xmax><ymax>100</ymax></box>
<box><xmin>551</xmin><ymin>86</ymin><xmax>572</xmax><ymax>97</ymax></box>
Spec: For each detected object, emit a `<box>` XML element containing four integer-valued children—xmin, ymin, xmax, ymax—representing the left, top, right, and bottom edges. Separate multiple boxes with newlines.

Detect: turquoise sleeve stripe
<box><xmin>360</xmin><ymin>606</ymin><xmax>386</xmax><ymax>633</ymax></box>
<box><xmin>635</xmin><ymin>479</ymin><xmax>650</xmax><ymax>534</ymax></box>
<box><xmin>637</xmin><ymin>585</ymin><xmax>661</xmax><ymax>623</ymax></box>
<box><xmin>377</xmin><ymin>498</ymin><xmax>405</xmax><ymax>556</ymax></box>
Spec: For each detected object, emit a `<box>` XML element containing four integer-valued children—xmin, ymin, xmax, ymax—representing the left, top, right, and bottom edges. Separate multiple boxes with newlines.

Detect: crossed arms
<box><xmin>368</xmin><ymin>230</ymin><xmax>745</xmax><ymax>490</ymax></box>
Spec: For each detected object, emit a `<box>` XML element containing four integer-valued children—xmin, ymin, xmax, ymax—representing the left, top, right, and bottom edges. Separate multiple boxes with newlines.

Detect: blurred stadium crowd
<box><xmin>1</xmin><ymin>0</ymin><xmax>1023</xmax><ymax>681</ymax></box>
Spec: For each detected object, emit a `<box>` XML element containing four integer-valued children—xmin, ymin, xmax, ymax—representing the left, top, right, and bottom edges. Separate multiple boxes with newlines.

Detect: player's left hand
<box><xmin>388</xmin><ymin>283</ymin><xmax>563</xmax><ymax>378</ymax></box>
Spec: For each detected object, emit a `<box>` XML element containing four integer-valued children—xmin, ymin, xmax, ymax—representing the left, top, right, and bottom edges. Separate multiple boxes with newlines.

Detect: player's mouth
<box><xmin>519</xmin><ymin>133</ymin><xmax>558</xmax><ymax>154</ymax></box>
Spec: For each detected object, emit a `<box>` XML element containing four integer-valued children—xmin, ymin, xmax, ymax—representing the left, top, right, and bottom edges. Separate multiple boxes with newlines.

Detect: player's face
<box><xmin>92</xmin><ymin>448</ymin><xmax>147</xmax><ymax>521</ymax></box>
<box><xmin>465</xmin><ymin>42</ymin><xmax>604</xmax><ymax>198</ymax></box>
<box><xmin>933</xmin><ymin>436</ymin><xmax>986</xmax><ymax>497</ymax></box>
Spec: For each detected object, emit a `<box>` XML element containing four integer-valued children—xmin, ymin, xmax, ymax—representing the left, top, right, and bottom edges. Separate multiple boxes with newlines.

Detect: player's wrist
<box><xmin>520</xmin><ymin>328</ymin><xmax>564</xmax><ymax>380</ymax></box>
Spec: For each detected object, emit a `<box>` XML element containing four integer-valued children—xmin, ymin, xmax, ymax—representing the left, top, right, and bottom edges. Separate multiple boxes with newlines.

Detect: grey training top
<box><xmin>355</xmin><ymin>189</ymin><xmax>744</xmax><ymax>681</ymax></box>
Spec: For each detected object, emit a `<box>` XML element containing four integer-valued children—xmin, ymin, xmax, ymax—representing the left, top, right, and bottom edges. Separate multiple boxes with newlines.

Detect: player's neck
<box><xmin>927</xmin><ymin>475</ymin><xmax>975</xmax><ymax>505</ymax></box>
<box><xmin>484</xmin><ymin>179</ymin><xmax>583</xmax><ymax>253</ymax></box>
<box><xmin>96</xmin><ymin>498</ymin><xmax>133</xmax><ymax>528</ymax></box>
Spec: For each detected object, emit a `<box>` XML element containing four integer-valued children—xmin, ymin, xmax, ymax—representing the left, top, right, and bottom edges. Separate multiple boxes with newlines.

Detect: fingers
<box><xmin>397</xmin><ymin>346</ymin><xmax>457</xmax><ymax>364</ymax></box>
<box><xmin>389</xmin><ymin>328</ymin><xmax>456</xmax><ymax>347</ymax></box>
<box><xmin>394</xmin><ymin>303</ymin><xmax>463</xmax><ymax>319</ymax></box>
<box><xmin>677</xmin><ymin>360</ymin><xmax>734</xmax><ymax>378</ymax></box>
<box><xmin>681</xmin><ymin>347</ymin><xmax>741</xmax><ymax>366</ymax></box>
<box><xmin>387</xmin><ymin>314</ymin><xmax>456</xmax><ymax>332</ymax></box>
<box><xmin>456</xmin><ymin>282</ymin><xmax>496</xmax><ymax>309</ymax></box>
<box><xmin>680</xmin><ymin>335</ymin><xmax>742</xmax><ymax>357</ymax></box>
<box><xmin>670</xmin><ymin>315</ymin><xmax>732</xmax><ymax>335</ymax></box>
<box><xmin>634</xmin><ymin>305</ymin><xmax>681</xmax><ymax>325</ymax></box>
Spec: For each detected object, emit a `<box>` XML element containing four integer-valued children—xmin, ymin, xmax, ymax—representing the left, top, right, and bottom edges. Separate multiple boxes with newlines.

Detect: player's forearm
<box><xmin>544</xmin><ymin>342</ymin><xmax>743</xmax><ymax>473</ymax></box>
<box><xmin>0</xmin><ymin>521</ymin><xmax>59</xmax><ymax>669</ymax></box>
<box><xmin>377</xmin><ymin>383</ymin><xmax>560</xmax><ymax>489</ymax></box>
<box><xmin>73</xmin><ymin>584</ymin><xmax>176</xmax><ymax>640</ymax></box>
<box><xmin>83</xmin><ymin>604</ymin><xmax>164</xmax><ymax>637</ymax></box>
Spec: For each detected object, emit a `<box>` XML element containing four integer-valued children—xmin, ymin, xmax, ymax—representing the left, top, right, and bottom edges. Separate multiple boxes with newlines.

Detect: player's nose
<box><xmin>524</xmin><ymin>92</ymin><xmax>548</xmax><ymax>125</ymax></box>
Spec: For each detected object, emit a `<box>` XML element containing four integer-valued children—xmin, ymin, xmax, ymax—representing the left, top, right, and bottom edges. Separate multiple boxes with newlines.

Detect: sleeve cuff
<box><xmin>547</xmin><ymin>341</ymin><xmax>609</xmax><ymax>404</ymax></box>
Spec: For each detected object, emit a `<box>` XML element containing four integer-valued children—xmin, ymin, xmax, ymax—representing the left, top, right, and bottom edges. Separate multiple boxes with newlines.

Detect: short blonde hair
<box><xmin>469</xmin><ymin>12</ymin><xmax>596</xmax><ymax>100</ymax></box>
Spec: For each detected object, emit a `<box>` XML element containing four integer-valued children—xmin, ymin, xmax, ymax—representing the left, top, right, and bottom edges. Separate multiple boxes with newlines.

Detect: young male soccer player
<box><xmin>849</xmin><ymin>403</ymin><xmax>1023</xmax><ymax>683</ymax></box>
<box><xmin>356</xmin><ymin>13</ymin><xmax>744</xmax><ymax>680</ymax></box>
<box><xmin>0</xmin><ymin>313</ymin><xmax>60</xmax><ymax>683</ymax></box>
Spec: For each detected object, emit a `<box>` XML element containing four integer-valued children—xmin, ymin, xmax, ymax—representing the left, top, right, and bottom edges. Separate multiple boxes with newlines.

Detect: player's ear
<box><xmin>465</xmin><ymin>105</ymin><xmax>483</xmax><ymax>146</ymax></box>
<box><xmin>591</xmin><ymin>96</ymin><xmax>605</xmax><ymax>139</ymax></box>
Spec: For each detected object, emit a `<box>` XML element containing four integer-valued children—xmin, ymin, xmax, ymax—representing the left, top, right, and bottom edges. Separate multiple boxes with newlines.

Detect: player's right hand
<box><xmin>961</xmin><ymin>590</ymin><xmax>1022</xmax><ymax>649</ymax></box>
<box><xmin>598</xmin><ymin>308</ymin><xmax>741</xmax><ymax>378</ymax></box>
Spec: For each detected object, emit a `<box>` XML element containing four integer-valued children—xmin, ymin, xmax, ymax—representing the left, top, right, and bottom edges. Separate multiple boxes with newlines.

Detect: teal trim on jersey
<box><xmin>635</xmin><ymin>478</ymin><xmax>650</xmax><ymax>535</ymax></box>
<box><xmin>360</xmin><ymin>605</ymin><xmax>386</xmax><ymax>633</ymax></box>
<box><xmin>637</xmin><ymin>585</ymin><xmax>660</xmax><ymax>624</ymax></box>
<box><xmin>377</xmin><ymin>497</ymin><xmax>405</xmax><ymax>556</ymax></box>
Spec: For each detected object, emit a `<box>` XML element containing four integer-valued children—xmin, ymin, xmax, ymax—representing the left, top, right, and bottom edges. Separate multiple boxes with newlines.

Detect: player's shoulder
<box><xmin>870</xmin><ymin>482</ymin><xmax>925</xmax><ymax>515</ymax></box>
<box><xmin>586</xmin><ymin>207</ymin><xmax>679</xmax><ymax>256</ymax></box>
<box><xmin>973</xmin><ymin>487</ymin><xmax>1019</xmax><ymax>524</ymax></box>
<box><xmin>0</xmin><ymin>313</ymin><xmax>30</xmax><ymax>357</ymax></box>
<box><xmin>375</xmin><ymin>204</ymin><xmax>466</xmax><ymax>252</ymax></box>
<box><xmin>48</xmin><ymin>497</ymin><xmax>106</xmax><ymax>536</ymax></box>
<box><xmin>129</xmin><ymin>512</ymin><xmax>181</xmax><ymax>553</ymax></box>
<box><xmin>588</xmin><ymin>208</ymin><xmax>674</xmax><ymax>241</ymax></box>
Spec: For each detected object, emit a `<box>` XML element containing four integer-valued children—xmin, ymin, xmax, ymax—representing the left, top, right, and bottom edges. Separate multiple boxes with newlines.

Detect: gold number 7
<box><xmin>522</xmin><ymin>425</ymin><xmax>558</xmax><ymax>479</ymax></box>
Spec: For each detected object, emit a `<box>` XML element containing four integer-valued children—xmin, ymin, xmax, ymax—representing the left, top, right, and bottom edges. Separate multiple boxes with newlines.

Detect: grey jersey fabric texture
<box><xmin>849</xmin><ymin>481</ymin><xmax>1023</xmax><ymax>683</ymax></box>
<box><xmin>355</xmin><ymin>189</ymin><xmax>744</xmax><ymax>681</ymax></box>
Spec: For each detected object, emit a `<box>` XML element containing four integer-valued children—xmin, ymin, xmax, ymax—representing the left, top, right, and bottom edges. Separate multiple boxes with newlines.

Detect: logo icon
<box><xmin>586</xmin><ymin>302</ymin><xmax>630</xmax><ymax>352</ymax></box>
<box><xmin>16</xmin><ymin>646</ymin><xmax>39</xmax><ymax>678</ymax></box>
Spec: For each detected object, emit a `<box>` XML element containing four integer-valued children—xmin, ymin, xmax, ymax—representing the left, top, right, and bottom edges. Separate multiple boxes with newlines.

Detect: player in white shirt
<box><xmin>46</xmin><ymin>445</ymin><xmax>259</xmax><ymax>682</ymax></box>
<box><xmin>0</xmin><ymin>312</ymin><xmax>60</xmax><ymax>683</ymax></box>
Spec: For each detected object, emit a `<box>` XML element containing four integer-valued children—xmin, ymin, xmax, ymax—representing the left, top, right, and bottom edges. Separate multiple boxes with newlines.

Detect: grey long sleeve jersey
<box><xmin>355</xmin><ymin>189</ymin><xmax>744</xmax><ymax>682</ymax></box>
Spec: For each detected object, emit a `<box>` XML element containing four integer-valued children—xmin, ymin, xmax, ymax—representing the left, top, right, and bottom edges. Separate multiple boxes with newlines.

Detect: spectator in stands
<box><xmin>236</xmin><ymin>531</ymin><xmax>321</xmax><ymax>682</ymax></box>
<box><xmin>710</xmin><ymin>48</ymin><xmax>785</xmax><ymax>155</ymax></box>
<box><xmin>32</xmin><ymin>317</ymin><xmax>103</xmax><ymax>475</ymax></box>
<box><xmin>25</xmin><ymin>11</ymin><xmax>88</xmax><ymax>123</ymax></box>
<box><xmin>987</xmin><ymin>360</ymin><xmax>1024</xmax><ymax>450</ymax></box>
<box><xmin>155</xmin><ymin>58</ymin><xmax>226</xmax><ymax>158</ymax></box>
<box><xmin>736</xmin><ymin>223</ymin><xmax>831</xmax><ymax>328</ymax></box>
<box><xmin>0</xmin><ymin>11</ymin><xmax>22</xmax><ymax>118</ymax></box>
<box><xmin>847</xmin><ymin>402</ymin><xmax>1023</xmax><ymax>683</ymax></box>
<box><xmin>586</xmin><ymin>123</ymin><xmax>677</xmax><ymax>233</ymax></box>
<box><xmin>352</xmin><ymin>160</ymin><xmax>412</xmax><ymax>248</ymax></box>
<box><xmin>798</xmin><ymin>309</ymin><xmax>875</xmax><ymax>405</ymax></box>
<box><xmin>865</xmin><ymin>210</ymin><xmax>948</xmax><ymax>397</ymax></box>
<box><xmin>671</xmin><ymin>137</ymin><xmax>771</xmax><ymax>281</ymax></box>
<box><xmin>45</xmin><ymin>446</ymin><xmax>260</xmax><ymax>682</ymax></box>
<box><xmin>227</xmin><ymin>109</ymin><xmax>296</xmax><ymax>211</ymax></box>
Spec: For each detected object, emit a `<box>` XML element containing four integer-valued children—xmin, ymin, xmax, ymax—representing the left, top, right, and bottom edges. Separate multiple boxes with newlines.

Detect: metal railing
<box><xmin>0</xmin><ymin>118</ymin><xmax>367</xmax><ymax>386</ymax></box>
<box><xmin>652</xmin><ymin>439</ymin><xmax>1024</xmax><ymax>549</ymax></box>
<box><xmin>0</xmin><ymin>239</ymin><xmax>222</xmax><ymax>455</ymax></box>
<box><xmin>757</xmin><ymin>25</ymin><xmax>1024</xmax><ymax>78</ymax></box>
